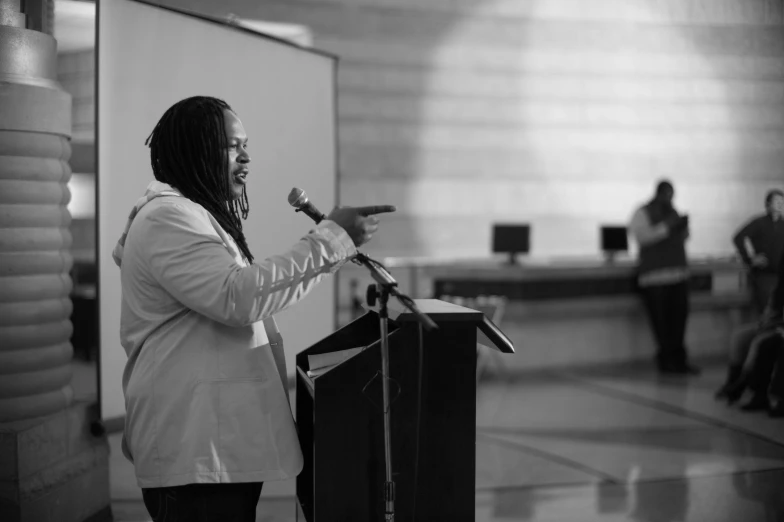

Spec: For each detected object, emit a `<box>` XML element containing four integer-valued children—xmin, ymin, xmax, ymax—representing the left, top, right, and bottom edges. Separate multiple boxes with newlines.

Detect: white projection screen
<box><xmin>97</xmin><ymin>0</ymin><xmax>337</xmax><ymax>421</ymax></box>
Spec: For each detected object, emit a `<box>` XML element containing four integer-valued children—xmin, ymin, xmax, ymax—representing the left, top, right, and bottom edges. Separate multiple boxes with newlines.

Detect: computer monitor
<box><xmin>492</xmin><ymin>224</ymin><xmax>530</xmax><ymax>265</ymax></box>
<box><xmin>600</xmin><ymin>226</ymin><xmax>628</xmax><ymax>260</ymax></box>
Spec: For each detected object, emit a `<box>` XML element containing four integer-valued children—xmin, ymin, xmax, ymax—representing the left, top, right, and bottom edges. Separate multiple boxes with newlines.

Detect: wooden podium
<box><xmin>296</xmin><ymin>299</ymin><xmax>514</xmax><ymax>522</ymax></box>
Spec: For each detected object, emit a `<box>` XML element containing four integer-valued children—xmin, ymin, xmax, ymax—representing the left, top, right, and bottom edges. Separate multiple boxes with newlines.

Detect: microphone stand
<box><xmin>354</xmin><ymin>252</ymin><xmax>437</xmax><ymax>522</ymax></box>
<box><xmin>290</xmin><ymin>191</ymin><xmax>435</xmax><ymax>520</ymax></box>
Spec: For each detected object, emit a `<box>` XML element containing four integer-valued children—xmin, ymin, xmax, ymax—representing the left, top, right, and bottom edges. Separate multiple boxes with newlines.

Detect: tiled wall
<box><xmin>59</xmin><ymin>1</ymin><xmax>784</xmax><ymax>306</ymax></box>
<box><xmin>156</xmin><ymin>0</ymin><xmax>784</xmax><ymax>261</ymax></box>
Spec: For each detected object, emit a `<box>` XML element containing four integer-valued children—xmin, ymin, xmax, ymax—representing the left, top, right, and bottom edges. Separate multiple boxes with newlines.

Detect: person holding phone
<box><xmin>629</xmin><ymin>180</ymin><xmax>697</xmax><ymax>375</ymax></box>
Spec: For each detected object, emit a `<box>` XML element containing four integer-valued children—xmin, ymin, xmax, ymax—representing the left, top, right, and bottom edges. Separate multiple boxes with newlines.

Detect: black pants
<box><xmin>771</xmin><ymin>344</ymin><xmax>784</xmax><ymax>401</ymax></box>
<box><xmin>641</xmin><ymin>282</ymin><xmax>690</xmax><ymax>368</ymax></box>
<box><xmin>142</xmin><ymin>482</ymin><xmax>263</xmax><ymax>522</ymax></box>
<box><xmin>749</xmin><ymin>272</ymin><xmax>778</xmax><ymax>315</ymax></box>
<box><xmin>748</xmin><ymin>334</ymin><xmax>784</xmax><ymax>396</ymax></box>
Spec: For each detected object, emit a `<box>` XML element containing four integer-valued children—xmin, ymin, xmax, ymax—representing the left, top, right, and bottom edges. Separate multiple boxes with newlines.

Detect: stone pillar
<box><xmin>0</xmin><ymin>1</ymin><xmax>111</xmax><ymax>520</ymax></box>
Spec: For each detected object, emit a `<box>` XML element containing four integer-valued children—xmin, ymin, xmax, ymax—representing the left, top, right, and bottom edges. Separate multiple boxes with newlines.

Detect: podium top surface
<box><xmin>370</xmin><ymin>299</ymin><xmax>485</xmax><ymax>322</ymax></box>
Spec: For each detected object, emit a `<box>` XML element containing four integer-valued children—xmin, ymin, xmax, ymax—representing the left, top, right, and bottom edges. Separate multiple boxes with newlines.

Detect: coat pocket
<box><xmin>212</xmin><ymin>378</ymin><xmax>303</xmax><ymax>478</ymax></box>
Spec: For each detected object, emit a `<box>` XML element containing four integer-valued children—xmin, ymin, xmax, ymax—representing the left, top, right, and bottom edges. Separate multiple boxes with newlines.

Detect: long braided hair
<box><xmin>145</xmin><ymin>96</ymin><xmax>254</xmax><ymax>263</ymax></box>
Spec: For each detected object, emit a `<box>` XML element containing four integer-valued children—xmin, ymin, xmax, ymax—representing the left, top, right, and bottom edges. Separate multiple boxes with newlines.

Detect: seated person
<box><xmin>720</xmin><ymin>267</ymin><xmax>784</xmax><ymax>415</ymax></box>
<box><xmin>738</xmin><ymin>319</ymin><xmax>784</xmax><ymax>415</ymax></box>
<box><xmin>768</xmin><ymin>336</ymin><xmax>784</xmax><ymax>417</ymax></box>
<box><xmin>715</xmin><ymin>323</ymin><xmax>778</xmax><ymax>403</ymax></box>
<box><xmin>716</xmin><ymin>323</ymin><xmax>783</xmax><ymax>413</ymax></box>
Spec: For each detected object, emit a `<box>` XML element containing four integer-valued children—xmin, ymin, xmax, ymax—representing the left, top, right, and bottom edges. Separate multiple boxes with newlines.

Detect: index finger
<box><xmin>356</xmin><ymin>205</ymin><xmax>397</xmax><ymax>216</ymax></box>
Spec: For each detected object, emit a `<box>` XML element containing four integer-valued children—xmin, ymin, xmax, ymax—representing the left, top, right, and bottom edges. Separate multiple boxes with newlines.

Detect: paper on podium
<box><xmin>307</xmin><ymin>347</ymin><xmax>364</xmax><ymax>378</ymax></box>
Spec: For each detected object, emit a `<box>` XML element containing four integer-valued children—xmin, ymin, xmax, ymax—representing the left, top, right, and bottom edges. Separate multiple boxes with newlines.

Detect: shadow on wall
<box><xmin>332</xmin><ymin>0</ymin><xmax>778</xmax><ymax>261</ymax></box>
<box><xmin>142</xmin><ymin>0</ymin><xmax>780</xmax><ymax>261</ymax></box>
<box><xmin>399</xmin><ymin>0</ymin><xmax>768</xmax><ymax>259</ymax></box>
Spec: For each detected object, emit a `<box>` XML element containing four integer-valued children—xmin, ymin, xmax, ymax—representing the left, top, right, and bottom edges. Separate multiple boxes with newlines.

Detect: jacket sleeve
<box><xmin>140</xmin><ymin>202</ymin><xmax>356</xmax><ymax>327</ymax></box>
<box><xmin>732</xmin><ymin>218</ymin><xmax>757</xmax><ymax>267</ymax></box>
<box><xmin>629</xmin><ymin>207</ymin><xmax>669</xmax><ymax>247</ymax></box>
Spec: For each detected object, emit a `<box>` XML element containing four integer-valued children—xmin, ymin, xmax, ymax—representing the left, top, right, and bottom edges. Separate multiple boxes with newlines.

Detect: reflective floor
<box><xmin>109</xmin><ymin>362</ymin><xmax>784</xmax><ymax>521</ymax></box>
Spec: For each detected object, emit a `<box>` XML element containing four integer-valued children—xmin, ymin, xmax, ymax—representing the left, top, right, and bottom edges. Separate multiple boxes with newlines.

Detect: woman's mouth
<box><xmin>234</xmin><ymin>170</ymin><xmax>248</xmax><ymax>185</ymax></box>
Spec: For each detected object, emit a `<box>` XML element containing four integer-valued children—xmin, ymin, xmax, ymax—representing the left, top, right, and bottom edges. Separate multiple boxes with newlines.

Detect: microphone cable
<box><xmin>411</xmin><ymin>321</ymin><xmax>424</xmax><ymax>521</ymax></box>
<box><xmin>361</xmin><ymin>259</ymin><xmax>426</xmax><ymax>521</ymax></box>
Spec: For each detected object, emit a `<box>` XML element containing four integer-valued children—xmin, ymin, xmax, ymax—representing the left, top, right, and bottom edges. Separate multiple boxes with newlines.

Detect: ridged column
<box><xmin>0</xmin><ymin>0</ymin><xmax>74</xmax><ymax>423</ymax></box>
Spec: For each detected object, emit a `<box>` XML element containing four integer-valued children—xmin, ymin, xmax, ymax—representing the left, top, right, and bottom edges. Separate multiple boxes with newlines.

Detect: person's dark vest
<box><xmin>638</xmin><ymin>201</ymin><xmax>687</xmax><ymax>276</ymax></box>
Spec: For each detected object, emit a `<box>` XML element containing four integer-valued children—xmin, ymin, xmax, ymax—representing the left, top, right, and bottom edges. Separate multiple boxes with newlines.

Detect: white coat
<box><xmin>114</xmin><ymin>181</ymin><xmax>355</xmax><ymax>488</ymax></box>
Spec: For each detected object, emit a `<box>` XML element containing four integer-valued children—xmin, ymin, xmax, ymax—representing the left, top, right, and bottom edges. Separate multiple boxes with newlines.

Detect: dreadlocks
<box><xmin>145</xmin><ymin>96</ymin><xmax>254</xmax><ymax>263</ymax></box>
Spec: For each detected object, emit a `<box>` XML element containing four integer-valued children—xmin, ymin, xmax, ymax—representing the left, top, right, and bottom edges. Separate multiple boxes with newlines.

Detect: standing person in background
<box><xmin>629</xmin><ymin>180</ymin><xmax>699</xmax><ymax>375</ymax></box>
<box><xmin>714</xmin><ymin>190</ymin><xmax>784</xmax><ymax>401</ymax></box>
<box><xmin>732</xmin><ymin>189</ymin><xmax>784</xmax><ymax>314</ymax></box>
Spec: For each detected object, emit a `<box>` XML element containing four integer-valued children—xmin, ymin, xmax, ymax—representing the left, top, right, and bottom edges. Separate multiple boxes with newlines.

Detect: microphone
<box><xmin>288</xmin><ymin>187</ymin><xmax>433</xmax><ymax>329</ymax></box>
<box><xmin>288</xmin><ymin>188</ymin><xmax>327</xmax><ymax>224</ymax></box>
<box><xmin>288</xmin><ymin>186</ymin><xmax>375</xmax><ymax>270</ymax></box>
